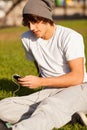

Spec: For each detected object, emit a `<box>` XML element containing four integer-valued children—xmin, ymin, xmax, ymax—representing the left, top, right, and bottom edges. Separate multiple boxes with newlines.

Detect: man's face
<box><xmin>28</xmin><ymin>21</ymin><xmax>49</xmax><ymax>39</ymax></box>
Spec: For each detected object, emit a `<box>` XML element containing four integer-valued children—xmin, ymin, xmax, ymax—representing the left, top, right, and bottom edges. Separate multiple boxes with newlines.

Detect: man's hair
<box><xmin>22</xmin><ymin>14</ymin><xmax>54</xmax><ymax>26</ymax></box>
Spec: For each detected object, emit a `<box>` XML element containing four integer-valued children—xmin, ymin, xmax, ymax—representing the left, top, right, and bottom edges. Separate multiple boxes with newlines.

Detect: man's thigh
<box><xmin>0</xmin><ymin>87</ymin><xmax>62</xmax><ymax>124</ymax></box>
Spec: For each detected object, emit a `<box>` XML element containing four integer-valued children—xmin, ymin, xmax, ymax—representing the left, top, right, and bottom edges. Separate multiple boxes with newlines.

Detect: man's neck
<box><xmin>43</xmin><ymin>24</ymin><xmax>56</xmax><ymax>40</ymax></box>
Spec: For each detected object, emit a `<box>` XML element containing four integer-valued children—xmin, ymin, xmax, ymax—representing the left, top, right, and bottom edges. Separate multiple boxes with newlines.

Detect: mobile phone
<box><xmin>13</xmin><ymin>74</ymin><xmax>21</xmax><ymax>80</ymax></box>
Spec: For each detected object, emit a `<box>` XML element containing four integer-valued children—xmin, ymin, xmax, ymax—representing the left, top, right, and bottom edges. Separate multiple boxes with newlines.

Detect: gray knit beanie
<box><xmin>23</xmin><ymin>0</ymin><xmax>55</xmax><ymax>21</ymax></box>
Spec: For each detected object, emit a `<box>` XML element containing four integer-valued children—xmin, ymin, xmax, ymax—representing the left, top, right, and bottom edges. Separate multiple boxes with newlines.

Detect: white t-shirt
<box><xmin>21</xmin><ymin>25</ymin><xmax>87</xmax><ymax>82</ymax></box>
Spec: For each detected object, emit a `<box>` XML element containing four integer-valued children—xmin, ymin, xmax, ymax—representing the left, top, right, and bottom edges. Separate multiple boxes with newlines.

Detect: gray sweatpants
<box><xmin>0</xmin><ymin>83</ymin><xmax>87</xmax><ymax>130</ymax></box>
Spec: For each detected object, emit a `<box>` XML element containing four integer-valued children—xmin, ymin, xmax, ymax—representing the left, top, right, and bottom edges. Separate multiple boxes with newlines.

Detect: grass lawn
<box><xmin>0</xmin><ymin>19</ymin><xmax>87</xmax><ymax>130</ymax></box>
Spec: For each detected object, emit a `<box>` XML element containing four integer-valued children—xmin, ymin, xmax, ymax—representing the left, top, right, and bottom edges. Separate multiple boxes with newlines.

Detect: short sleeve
<box><xmin>63</xmin><ymin>32</ymin><xmax>84</xmax><ymax>61</ymax></box>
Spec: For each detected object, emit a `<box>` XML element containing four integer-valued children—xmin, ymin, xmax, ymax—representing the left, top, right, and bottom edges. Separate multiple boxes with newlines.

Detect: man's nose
<box><xmin>29</xmin><ymin>22</ymin><xmax>35</xmax><ymax>31</ymax></box>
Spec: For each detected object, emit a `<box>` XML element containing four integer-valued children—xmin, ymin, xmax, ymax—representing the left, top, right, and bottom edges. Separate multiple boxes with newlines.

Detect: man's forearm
<box><xmin>40</xmin><ymin>72</ymin><xmax>84</xmax><ymax>88</ymax></box>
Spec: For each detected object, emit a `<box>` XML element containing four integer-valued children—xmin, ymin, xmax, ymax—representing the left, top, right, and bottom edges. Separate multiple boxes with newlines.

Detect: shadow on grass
<box><xmin>0</xmin><ymin>78</ymin><xmax>36</xmax><ymax>99</ymax></box>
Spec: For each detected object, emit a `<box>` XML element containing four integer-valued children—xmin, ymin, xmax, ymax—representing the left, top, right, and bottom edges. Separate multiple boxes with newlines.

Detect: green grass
<box><xmin>0</xmin><ymin>26</ymin><xmax>38</xmax><ymax>98</ymax></box>
<box><xmin>0</xmin><ymin>19</ymin><xmax>87</xmax><ymax>130</ymax></box>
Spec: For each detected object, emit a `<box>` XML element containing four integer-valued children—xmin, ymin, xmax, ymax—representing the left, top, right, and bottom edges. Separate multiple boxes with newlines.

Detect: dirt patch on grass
<box><xmin>0</xmin><ymin>27</ymin><xmax>25</xmax><ymax>41</ymax></box>
<box><xmin>0</xmin><ymin>32</ymin><xmax>21</xmax><ymax>41</ymax></box>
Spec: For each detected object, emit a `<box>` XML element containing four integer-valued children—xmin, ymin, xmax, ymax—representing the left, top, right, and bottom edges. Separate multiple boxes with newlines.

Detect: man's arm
<box><xmin>18</xmin><ymin>57</ymin><xmax>84</xmax><ymax>89</ymax></box>
<box><xmin>40</xmin><ymin>57</ymin><xmax>84</xmax><ymax>88</ymax></box>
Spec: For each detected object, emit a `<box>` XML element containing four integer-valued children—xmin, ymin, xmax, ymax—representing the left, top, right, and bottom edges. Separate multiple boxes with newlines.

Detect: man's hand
<box><xmin>18</xmin><ymin>75</ymin><xmax>41</xmax><ymax>89</ymax></box>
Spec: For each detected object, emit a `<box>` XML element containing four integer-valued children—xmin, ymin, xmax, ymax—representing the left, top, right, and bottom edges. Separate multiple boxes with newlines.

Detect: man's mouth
<box><xmin>33</xmin><ymin>31</ymin><xmax>40</xmax><ymax>35</ymax></box>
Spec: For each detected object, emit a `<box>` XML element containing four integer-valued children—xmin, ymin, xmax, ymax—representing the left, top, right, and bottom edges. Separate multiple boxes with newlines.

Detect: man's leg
<box><xmin>0</xmin><ymin>88</ymin><xmax>62</xmax><ymax>124</ymax></box>
<box><xmin>12</xmin><ymin>83</ymin><xmax>87</xmax><ymax>130</ymax></box>
<box><xmin>71</xmin><ymin>83</ymin><xmax>87</xmax><ymax>126</ymax></box>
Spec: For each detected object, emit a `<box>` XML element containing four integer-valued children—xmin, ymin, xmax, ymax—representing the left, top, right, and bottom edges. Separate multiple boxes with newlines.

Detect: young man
<box><xmin>0</xmin><ymin>0</ymin><xmax>87</xmax><ymax>130</ymax></box>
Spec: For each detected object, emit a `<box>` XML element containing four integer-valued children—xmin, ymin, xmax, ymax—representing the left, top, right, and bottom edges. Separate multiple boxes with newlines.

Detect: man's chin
<box><xmin>34</xmin><ymin>33</ymin><xmax>41</xmax><ymax>38</ymax></box>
